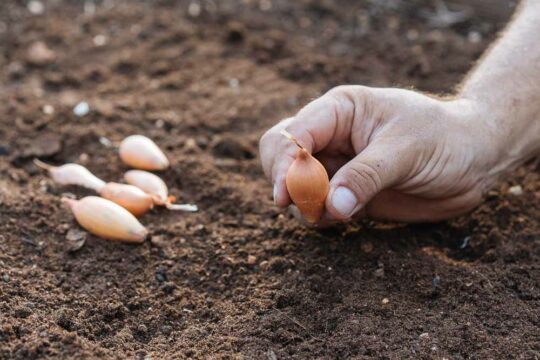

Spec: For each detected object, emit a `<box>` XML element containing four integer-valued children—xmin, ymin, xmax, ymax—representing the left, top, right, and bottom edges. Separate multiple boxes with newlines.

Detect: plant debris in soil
<box><xmin>0</xmin><ymin>0</ymin><xmax>538</xmax><ymax>359</ymax></box>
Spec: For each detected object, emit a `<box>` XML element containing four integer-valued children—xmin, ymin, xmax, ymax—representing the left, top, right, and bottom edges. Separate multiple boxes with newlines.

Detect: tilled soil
<box><xmin>0</xmin><ymin>0</ymin><xmax>538</xmax><ymax>358</ymax></box>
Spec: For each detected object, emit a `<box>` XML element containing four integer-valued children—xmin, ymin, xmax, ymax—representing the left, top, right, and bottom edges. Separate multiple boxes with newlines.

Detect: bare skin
<box><xmin>259</xmin><ymin>0</ymin><xmax>540</xmax><ymax>224</ymax></box>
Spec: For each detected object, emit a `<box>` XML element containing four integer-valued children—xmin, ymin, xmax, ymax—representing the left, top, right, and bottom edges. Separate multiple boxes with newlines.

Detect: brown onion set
<box><xmin>281</xmin><ymin>130</ymin><xmax>329</xmax><ymax>223</ymax></box>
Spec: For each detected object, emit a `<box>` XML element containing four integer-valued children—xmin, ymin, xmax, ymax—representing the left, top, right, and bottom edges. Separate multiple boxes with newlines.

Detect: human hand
<box><xmin>260</xmin><ymin>86</ymin><xmax>501</xmax><ymax>224</ymax></box>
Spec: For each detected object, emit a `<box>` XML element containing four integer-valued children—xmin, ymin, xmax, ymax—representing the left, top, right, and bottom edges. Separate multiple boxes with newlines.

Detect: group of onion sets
<box><xmin>281</xmin><ymin>130</ymin><xmax>330</xmax><ymax>223</ymax></box>
<box><xmin>35</xmin><ymin>135</ymin><xmax>197</xmax><ymax>244</ymax></box>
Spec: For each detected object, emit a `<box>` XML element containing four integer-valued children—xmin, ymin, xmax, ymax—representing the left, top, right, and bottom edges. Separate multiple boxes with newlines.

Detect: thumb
<box><xmin>325</xmin><ymin>141</ymin><xmax>409</xmax><ymax>220</ymax></box>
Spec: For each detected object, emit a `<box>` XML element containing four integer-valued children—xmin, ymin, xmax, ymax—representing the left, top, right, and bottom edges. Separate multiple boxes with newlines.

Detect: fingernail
<box><xmin>273</xmin><ymin>184</ymin><xmax>278</xmax><ymax>205</ymax></box>
<box><xmin>331</xmin><ymin>187</ymin><xmax>359</xmax><ymax>218</ymax></box>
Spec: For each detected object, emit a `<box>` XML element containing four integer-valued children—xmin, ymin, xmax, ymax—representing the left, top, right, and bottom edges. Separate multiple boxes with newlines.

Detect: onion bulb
<box><xmin>124</xmin><ymin>170</ymin><xmax>198</xmax><ymax>212</ymax></box>
<box><xmin>35</xmin><ymin>159</ymin><xmax>154</xmax><ymax>216</ymax></box>
<box><xmin>119</xmin><ymin>135</ymin><xmax>169</xmax><ymax>171</ymax></box>
<box><xmin>62</xmin><ymin>196</ymin><xmax>148</xmax><ymax>243</ymax></box>
<box><xmin>35</xmin><ymin>159</ymin><xmax>196</xmax><ymax>215</ymax></box>
<box><xmin>281</xmin><ymin>130</ymin><xmax>329</xmax><ymax>223</ymax></box>
<box><xmin>34</xmin><ymin>159</ymin><xmax>105</xmax><ymax>191</ymax></box>
<box><xmin>98</xmin><ymin>182</ymin><xmax>155</xmax><ymax>217</ymax></box>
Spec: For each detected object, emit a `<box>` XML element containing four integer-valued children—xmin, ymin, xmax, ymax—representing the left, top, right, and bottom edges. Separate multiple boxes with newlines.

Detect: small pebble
<box><xmin>66</xmin><ymin>228</ymin><xmax>86</xmax><ymax>242</ymax></box>
<box><xmin>508</xmin><ymin>185</ymin><xmax>523</xmax><ymax>196</ymax></box>
<box><xmin>228</xmin><ymin>78</ymin><xmax>240</xmax><ymax>90</ymax></box>
<box><xmin>84</xmin><ymin>0</ymin><xmax>96</xmax><ymax>15</ymax></box>
<box><xmin>468</xmin><ymin>31</ymin><xmax>482</xmax><ymax>44</ymax></box>
<box><xmin>419</xmin><ymin>332</ymin><xmax>429</xmax><ymax>339</ymax></box>
<box><xmin>65</xmin><ymin>229</ymin><xmax>87</xmax><ymax>252</ymax></box>
<box><xmin>150</xmin><ymin>235</ymin><xmax>166</xmax><ymax>247</ymax></box>
<box><xmin>3</xmin><ymin>274</ymin><xmax>10</xmax><ymax>283</ymax></box>
<box><xmin>184</xmin><ymin>138</ymin><xmax>200</xmax><ymax>153</ymax></box>
<box><xmin>93</xmin><ymin>34</ymin><xmax>107</xmax><ymax>46</ymax></box>
<box><xmin>42</xmin><ymin>104</ymin><xmax>54</xmax><ymax>115</ymax></box>
<box><xmin>27</xmin><ymin>42</ymin><xmax>55</xmax><ymax>65</ymax></box>
<box><xmin>374</xmin><ymin>267</ymin><xmax>384</xmax><ymax>278</ymax></box>
<box><xmin>188</xmin><ymin>2</ymin><xmax>201</xmax><ymax>17</ymax></box>
<box><xmin>247</xmin><ymin>255</ymin><xmax>257</xmax><ymax>265</ymax></box>
<box><xmin>99</xmin><ymin>136</ymin><xmax>113</xmax><ymax>147</ymax></box>
<box><xmin>382</xmin><ymin>298</ymin><xmax>389</xmax><ymax>305</ymax></box>
<box><xmin>27</xmin><ymin>0</ymin><xmax>44</xmax><ymax>15</ymax></box>
<box><xmin>360</xmin><ymin>241</ymin><xmax>373</xmax><ymax>253</ymax></box>
<box><xmin>432</xmin><ymin>275</ymin><xmax>441</xmax><ymax>289</ymax></box>
<box><xmin>137</xmin><ymin>324</ymin><xmax>148</xmax><ymax>334</ymax></box>
<box><xmin>73</xmin><ymin>101</ymin><xmax>90</xmax><ymax>117</ymax></box>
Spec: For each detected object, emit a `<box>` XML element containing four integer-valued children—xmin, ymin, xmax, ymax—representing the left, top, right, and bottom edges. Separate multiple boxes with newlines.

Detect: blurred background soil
<box><xmin>0</xmin><ymin>0</ymin><xmax>538</xmax><ymax>358</ymax></box>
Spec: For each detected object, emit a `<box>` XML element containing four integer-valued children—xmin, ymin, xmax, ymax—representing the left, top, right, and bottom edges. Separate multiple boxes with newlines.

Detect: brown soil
<box><xmin>1</xmin><ymin>1</ymin><xmax>538</xmax><ymax>358</ymax></box>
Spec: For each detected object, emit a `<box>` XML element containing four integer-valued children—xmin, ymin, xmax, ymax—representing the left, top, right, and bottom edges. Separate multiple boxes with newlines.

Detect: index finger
<box><xmin>259</xmin><ymin>88</ymin><xmax>357</xmax><ymax>208</ymax></box>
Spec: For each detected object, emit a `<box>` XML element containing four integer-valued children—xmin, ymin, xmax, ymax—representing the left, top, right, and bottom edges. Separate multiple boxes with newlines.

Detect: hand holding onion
<box><xmin>281</xmin><ymin>130</ymin><xmax>329</xmax><ymax>223</ymax></box>
<box><xmin>260</xmin><ymin>86</ymin><xmax>510</xmax><ymax>223</ymax></box>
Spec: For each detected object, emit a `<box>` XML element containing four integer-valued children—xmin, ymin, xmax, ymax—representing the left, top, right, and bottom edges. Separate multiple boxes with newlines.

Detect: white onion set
<box><xmin>124</xmin><ymin>170</ymin><xmax>197</xmax><ymax>211</ymax></box>
<box><xmin>35</xmin><ymin>134</ymin><xmax>197</xmax><ymax>244</ymax></box>
<box><xmin>119</xmin><ymin>135</ymin><xmax>170</xmax><ymax>171</ymax></box>
<box><xmin>34</xmin><ymin>159</ymin><xmax>105</xmax><ymax>191</ymax></box>
<box><xmin>62</xmin><ymin>196</ymin><xmax>148</xmax><ymax>243</ymax></box>
<box><xmin>99</xmin><ymin>182</ymin><xmax>155</xmax><ymax>217</ymax></box>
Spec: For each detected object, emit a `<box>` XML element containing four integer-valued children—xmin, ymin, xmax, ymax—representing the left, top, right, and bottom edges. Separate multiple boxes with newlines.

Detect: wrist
<box><xmin>450</xmin><ymin>94</ymin><xmax>540</xmax><ymax>183</ymax></box>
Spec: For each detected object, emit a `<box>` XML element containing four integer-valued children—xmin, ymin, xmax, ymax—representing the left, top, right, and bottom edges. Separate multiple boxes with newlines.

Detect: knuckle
<box><xmin>344</xmin><ymin>162</ymin><xmax>383</xmax><ymax>197</ymax></box>
<box><xmin>327</xmin><ymin>85</ymin><xmax>373</xmax><ymax>122</ymax></box>
<box><xmin>326</xmin><ymin>85</ymin><xmax>352</xmax><ymax>97</ymax></box>
<box><xmin>259</xmin><ymin>127</ymin><xmax>280</xmax><ymax>151</ymax></box>
<box><xmin>325</xmin><ymin>87</ymin><xmax>356</xmax><ymax>121</ymax></box>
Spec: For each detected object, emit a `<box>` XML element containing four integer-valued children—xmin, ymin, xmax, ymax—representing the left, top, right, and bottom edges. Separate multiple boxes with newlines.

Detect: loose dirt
<box><xmin>0</xmin><ymin>1</ymin><xmax>538</xmax><ymax>358</ymax></box>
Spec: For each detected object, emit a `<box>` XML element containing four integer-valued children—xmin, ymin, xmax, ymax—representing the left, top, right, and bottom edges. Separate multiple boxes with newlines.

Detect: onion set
<box><xmin>119</xmin><ymin>135</ymin><xmax>170</xmax><ymax>171</ymax></box>
<box><xmin>281</xmin><ymin>129</ymin><xmax>329</xmax><ymax>223</ymax></box>
<box><xmin>62</xmin><ymin>196</ymin><xmax>148</xmax><ymax>243</ymax></box>
<box><xmin>35</xmin><ymin>133</ymin><xmax>197</xmax><ymax>244</ymax></box>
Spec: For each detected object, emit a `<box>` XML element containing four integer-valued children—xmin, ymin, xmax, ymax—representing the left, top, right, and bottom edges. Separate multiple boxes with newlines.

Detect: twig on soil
<box><xmin>20</xmin><ymin>237</ymin><xmax>37</xmax><ymax>246</ymax></box>
<box><xmin>474</xmin><ymin>270</ymin><xmax>494</xmax><ymax>289</ymax></box>
<box><xmin>33</xmin><ymin>158</ymin><xmax>54</xmax><ymax>171</ymax></box>
<box><xmin>276</xmin><ymin>308</ymin><xmax>317</xmax><ymax>339</ymax></box>
<box><xmin>459</xmin><ymin>236</ymin><xmax>471</xmax><ymax>249</ymax></box>
<box><xmin>99</xmin><ymin>136</ymin><xmax>119</xmax><ymax>149</ymax></box>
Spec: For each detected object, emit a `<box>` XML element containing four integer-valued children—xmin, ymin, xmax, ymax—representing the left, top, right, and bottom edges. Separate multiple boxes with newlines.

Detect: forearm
<box><xmin>459</xmin><ymin>0</ymin><xmax>540</xmax><ymax>175</ymax></box>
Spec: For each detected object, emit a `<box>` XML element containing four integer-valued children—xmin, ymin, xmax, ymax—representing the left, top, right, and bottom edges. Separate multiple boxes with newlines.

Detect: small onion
<box><xmin>119</xmin><ymin>135</ymin><xmax>169</xmax><ymax>171</ymax></box>
<box><xmin>282</xmin><ymin>130</ymin><xmax>329</xmax><ymax>223</ymax></box>
<box><xmin>98</xmin><ymin>182</ymin><xmax>154</xmax><ymax>217</ymax></box>
<box><xmin>124</xmin><ymin>169</ymin><xmax>169</xmax><ymax>205</ymax></box>
<box><xmin>34</xmin><ymin>159</ymin><xmax>105</xmax><ymax>191</ymax></box>
<box><xmin>62</xmin><ymin>196</ymin><xmax>148</xmax><ymax>243</ymax></box>
<box><xmin>124</xmin><ymin>170</ymin><xmax>198</xmax><ymax>212</ymax></box>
